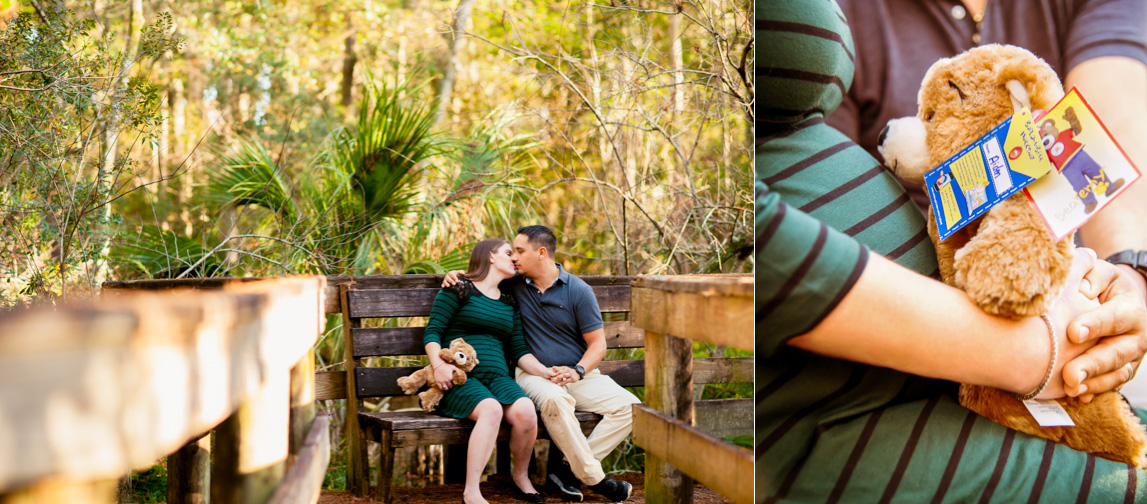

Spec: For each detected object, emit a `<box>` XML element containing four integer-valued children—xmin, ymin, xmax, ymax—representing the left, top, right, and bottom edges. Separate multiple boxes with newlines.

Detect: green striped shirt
<box><xmin>423</xmin><ymin>281</ymin><xmax>531</xmax><ymax>379</ymax></box>
<box><xmin>758</xmin><ymin>1</ymin><xmax>1147</xmax><ymax>502</ymax></box>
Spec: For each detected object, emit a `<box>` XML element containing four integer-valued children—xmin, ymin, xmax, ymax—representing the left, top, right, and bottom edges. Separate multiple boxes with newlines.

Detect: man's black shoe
<box><xmin>588</xmin><ymin>477</ymin><xmax>632</xmax><ymax>502</ymax></box>
<box><xmin>546</xmin><ymin>471</ymin><xmax>584</xmax><ymax>502</ymax></box>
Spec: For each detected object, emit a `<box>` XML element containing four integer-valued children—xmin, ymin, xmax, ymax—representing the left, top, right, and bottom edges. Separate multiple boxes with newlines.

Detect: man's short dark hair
<box><xmin>516</xmin><ymin>225</ymin><xmax>557</xmax><ymax>256</ymax></box>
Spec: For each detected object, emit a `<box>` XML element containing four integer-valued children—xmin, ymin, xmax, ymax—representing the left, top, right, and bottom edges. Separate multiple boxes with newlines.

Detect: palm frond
<box><xmin>334</xmin><ymin>78</ymin><xmax>442</xmax><ymax>219</ymax></box>
<box><xmin>403</xmin><ymin>245</ymin><xmax>472</xmax><ymax>274</ymax></box>
<box><xmin>201</xmin><ymin>140</ymin><xmax>298</xmax><ymax>221</ymax></box>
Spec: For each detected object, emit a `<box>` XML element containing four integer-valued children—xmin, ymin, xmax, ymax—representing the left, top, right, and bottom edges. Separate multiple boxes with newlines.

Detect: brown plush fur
<box><xmin>885</xmin><ymin>44</ymin><xmax>1147</xmax><ymax>467</ymax></box>
<box><xmin>396</xmin><ymin>338</ymin><xmax>479</xmax><ymax>412</ymax></box>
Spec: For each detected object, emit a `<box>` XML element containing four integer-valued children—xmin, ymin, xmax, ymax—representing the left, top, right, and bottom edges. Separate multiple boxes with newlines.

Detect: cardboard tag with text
<box><xmin>1023</xmin><ymin>88</ymin><xmax>1141</xmax><ymax>240</ymax></box>
<box><xmin>926</xmin><ymin>107</ymin><xmax>1052</xmax><ymax>241</ymax></box>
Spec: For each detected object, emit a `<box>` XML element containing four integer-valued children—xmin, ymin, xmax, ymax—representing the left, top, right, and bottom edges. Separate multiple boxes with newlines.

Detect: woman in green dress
<box><xmin>422</xmin><ymin>238</ymin><xmax>542</xmax><ymax>504</ymax></box>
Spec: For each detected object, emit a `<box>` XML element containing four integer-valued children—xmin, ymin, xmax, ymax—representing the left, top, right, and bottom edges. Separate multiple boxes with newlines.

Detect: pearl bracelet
<box><xmin>1015</xmin><ymin>313</ymin><xmax>1057</xmax><ymax>401</ymax></box>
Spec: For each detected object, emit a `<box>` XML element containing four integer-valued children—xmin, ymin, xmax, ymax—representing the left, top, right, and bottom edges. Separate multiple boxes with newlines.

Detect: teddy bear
<box><xmin>879</xmin><ymin>43</ymin><xmax>1147</xmax><ymax>467</ymax></box>
<box><xmin>396</xmin><ymin>338</ymin><xmax>479</xmax><ymax>412</ymax></box>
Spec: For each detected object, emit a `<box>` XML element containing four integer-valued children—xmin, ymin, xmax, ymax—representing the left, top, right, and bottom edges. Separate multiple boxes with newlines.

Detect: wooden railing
<box><xmin>630</xmin><ymin>274</ymin><xmax>754</xmax><ymax>504</ymax></box>
<box><xmin>0</xmin><ymin>276</ymin><xmax>328</xmax><ymax>504</ymax></box>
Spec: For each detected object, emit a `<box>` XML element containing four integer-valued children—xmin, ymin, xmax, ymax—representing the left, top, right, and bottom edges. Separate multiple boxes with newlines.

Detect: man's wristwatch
<box><xmin>573</xmin><ymin>365</ymin><xmax>586</xmax><ymax>379</ymax></box>
<box><xmin>1106</xmin><ymin>250</ymin><xmax>1147</xmax><ymax>281</ymax></box>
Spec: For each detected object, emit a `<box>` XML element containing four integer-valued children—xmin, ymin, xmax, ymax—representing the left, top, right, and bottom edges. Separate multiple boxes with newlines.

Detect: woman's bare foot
<box><xmin>514</xmin><ymin>474</ymin><xmax>538</xmax><ymax>494</ymax></box>
<box><xmin>463</xmin><ymin>488</ymin><xmax>489</xmax><ymax>504</ymax></box>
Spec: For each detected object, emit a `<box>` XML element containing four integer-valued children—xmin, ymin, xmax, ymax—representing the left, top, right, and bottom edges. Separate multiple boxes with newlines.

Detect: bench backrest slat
<box><xmin>352</xmin><ymin>357</ymin><xmax>753</xmax><ymax>397</ymax></box>
<box><xmin>351</xmin><ymin>320</ymin><xmax>646</xmax><ymax>358</ymax></box>
<box><xmin>346</xmin><ymin>285</ymin><xmax>633</xmax><ymax>318</ymax></box>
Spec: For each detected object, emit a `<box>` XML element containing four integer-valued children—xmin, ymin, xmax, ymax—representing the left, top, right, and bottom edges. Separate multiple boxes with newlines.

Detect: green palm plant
<box><xmin>187</xmin><ymin>79</ymin><xmax>444</xmax><ymax>276</ymax></box>
<box><xmin>335</xmin><ymin>78</ymin><xmax>442</xmax><ymax>220</ymax></box>
<box><xmin>202</xmin><ymin>139</ymin><xmax>299</xmax><ymax>222</ymax></box>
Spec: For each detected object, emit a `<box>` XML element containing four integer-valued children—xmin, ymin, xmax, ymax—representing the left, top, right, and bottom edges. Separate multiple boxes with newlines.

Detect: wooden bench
<box><xmin>316</xmin><ymin>274</ymin><xmax>753</xmax><ymax>501</ymax></box>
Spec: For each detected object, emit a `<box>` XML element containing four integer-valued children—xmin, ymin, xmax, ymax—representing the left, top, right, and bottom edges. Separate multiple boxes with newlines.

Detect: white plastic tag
<box><xmin>1022</xmin><ymin>399</ymin><xmax>1076</xmax><ymax>427</ymax></box>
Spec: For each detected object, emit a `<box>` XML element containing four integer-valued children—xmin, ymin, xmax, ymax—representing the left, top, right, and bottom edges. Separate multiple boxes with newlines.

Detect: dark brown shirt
<box><xmin>827</xmin><ymin>0</ymin><xmax>1147</xmax><ymax>208</ymax></box>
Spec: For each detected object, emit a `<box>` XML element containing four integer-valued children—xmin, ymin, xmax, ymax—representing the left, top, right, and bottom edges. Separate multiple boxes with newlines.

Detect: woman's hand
<box><xmin>539</xmin><ymin>367</ymin><xmax>556</xmax><ymax>380</ymax></box>
<box><xmin>434</xmin><ymin>362</ymin><xmax>460</xmax><ymax>390</ymax></box>
<box><xmin>1029</xmin><ymin>248</ymin><xmax>1102</xmax><ymax>399</ymax></box>
<box><xmin>1061</xmin><ymin>251</ymin><xmax>1147</xmax><ymax>402</ymax></box>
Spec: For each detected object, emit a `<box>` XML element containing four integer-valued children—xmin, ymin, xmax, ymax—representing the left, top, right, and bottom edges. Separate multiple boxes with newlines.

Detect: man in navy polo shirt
<box><xmin>445</xmin><ymin>225</ymin><xmax>637</xmax><ymax>502</ymax></box>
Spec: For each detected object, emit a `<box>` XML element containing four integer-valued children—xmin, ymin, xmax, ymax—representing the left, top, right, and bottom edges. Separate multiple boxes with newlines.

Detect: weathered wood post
<box><xmin>211</xmin><ymin>368</ymin><xmax>291</xmax><ymax>504</ymax></box>
<box><xmin>289</xmin><ymin>344</ymin><xmax>317</xmax><ymax>464</ymax></box>
<box><xmin>339</xmin><ymin>284</ymin><xmax>370</xmax><ymax>496</ymax></box>
<box><xmin>632</xmin><ymin>277</ymin><xmax>695</xmax><ymax>504</ymax></box>
<box><xmin>643</xmin><ymin>328</ymin><xmax>695</xmax><ymax>503</ymax></box>
<box><xmin>168</xmin><ymin>433</ymin><xmax>211</xmax><ymax>504</ymax></box>
<box><xmin>630</xmin><ymin>275</ymin><xmax>754</xmax><ymax>504</ymax></box>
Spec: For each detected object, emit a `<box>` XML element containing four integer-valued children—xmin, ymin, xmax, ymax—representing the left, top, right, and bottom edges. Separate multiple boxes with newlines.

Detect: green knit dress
<box><xmin>423</xmin><ymin>279</ymin><xmax>531</xmax><ymax>419</ymax></box>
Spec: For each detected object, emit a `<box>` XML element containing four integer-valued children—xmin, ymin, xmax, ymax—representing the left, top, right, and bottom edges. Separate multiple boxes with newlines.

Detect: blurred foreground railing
<box><xmin>630</xmin><ymin>274</ymin><xmax>754</xmax><ymax>504</ymax></box>
<box><xmin>0</xmin><ymin>276</ymin><xmax>328</xmax><ymax>504</ymax></box>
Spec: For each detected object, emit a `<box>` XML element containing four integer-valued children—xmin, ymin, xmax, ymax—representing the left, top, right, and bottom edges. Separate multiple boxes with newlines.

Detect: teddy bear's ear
<box><xmin>1005</xmin><ymin>79</ymin><xmax>1031</xmax><ymax>113</ymax></box>
<box><xmin>993</xmin><ymin>46</ymin><xmax>1064</xmax><ymax>111</ymax></box>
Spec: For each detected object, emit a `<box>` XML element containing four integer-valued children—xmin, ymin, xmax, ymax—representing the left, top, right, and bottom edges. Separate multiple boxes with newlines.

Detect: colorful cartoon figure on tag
<box><xmin>1034</xmin><ymin>108</ymin><xmax>1125</xmax><ymax>214</ymax></box>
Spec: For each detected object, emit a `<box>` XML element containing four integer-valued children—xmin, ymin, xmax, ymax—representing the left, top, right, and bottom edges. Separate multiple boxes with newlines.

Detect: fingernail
<box><xmin>1078</xmin><ymin>384</ymin><xmax>1088</xmax><ymax>395</ymax></box>
<box><xmin>1081</xmin><ymin>279</ymin><xmax>1092</xmax><ymax>293</ymax></box>
<box><xmin>1078</xmin><ymin>326</ymin><xmax>1090</xmax><ymax>341</ymax></box>
<box><xmin>1079</xmin><ymin>370</ymin><xmax>1088</xmax><ymax>383</ymax></box>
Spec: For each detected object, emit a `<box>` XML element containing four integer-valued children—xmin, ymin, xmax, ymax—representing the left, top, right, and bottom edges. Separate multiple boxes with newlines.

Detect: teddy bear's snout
<box><xmin>877</xmin><ymin>116</ymin><xmax>931</xmax><ymax>184</ymax></box>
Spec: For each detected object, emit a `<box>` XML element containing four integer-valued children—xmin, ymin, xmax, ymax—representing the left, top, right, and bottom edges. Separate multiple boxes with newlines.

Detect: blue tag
<box><xmin>926</xmin><ymin>108</ymin><xmax>1051</xmax><ymax>241</ymax></box>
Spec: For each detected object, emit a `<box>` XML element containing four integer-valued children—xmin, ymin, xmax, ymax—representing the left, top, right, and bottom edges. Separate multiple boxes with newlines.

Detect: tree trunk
<box><xmin>433</xmin><ymin>0</ymin><xmax>477</xmax><ymax>125</ymax></box>
<box><xmin>669</xmin><ymin>0</ymin><xmax>684</xmax><ymax>115</ymax></box>
<box><xmin>171</xmin><ymin>77</ymin><xmax>193</xmax><ymax>236</ymax></box>
<box><xmin>156</xmin><ymin>63</ymin><xmax>168</xmax><ymax>200</ymax></box>
<box><xmin>93</xmin><ymin>0</ymin><xmax>143</xmax><ymax>286</ymax></box>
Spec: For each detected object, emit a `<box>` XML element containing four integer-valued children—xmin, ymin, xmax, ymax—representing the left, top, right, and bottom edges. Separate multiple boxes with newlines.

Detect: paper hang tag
<box><xmin>1023</xmin><ymin>88</ymin><xmax>1142</xmax><ymax>241</ymax></box>
<box><xmin>1022</xmin><ymin>399</ymin><xmax>1076</xmax><ymax>427</ymax></box>
<box><xmin>925</xmin><ymin>107</ymin><xmax>1052</xmax><ymax>241</ymax></box>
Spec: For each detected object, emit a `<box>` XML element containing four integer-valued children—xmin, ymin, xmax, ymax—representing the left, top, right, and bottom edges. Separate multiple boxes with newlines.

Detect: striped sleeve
<box><xmin>757</xmin><ymin>0</ymin><xmax>854</xmax><ymax>133</ymax></box>
<box><xmin>423</xmin><ymin>289</ymin><xmax>462</xmax><ymax>347</ymax></box>
<box><xmin>757</xmin><ymin>179</ymin><xmax>868</xmax><ymax>358</ymax></box>
<box><xmin>508</xmin><ymin>306</ymin><xmax>530</xmax><ymax>364</ymax></box>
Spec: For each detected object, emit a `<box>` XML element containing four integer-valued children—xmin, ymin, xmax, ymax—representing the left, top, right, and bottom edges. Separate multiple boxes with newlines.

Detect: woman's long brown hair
<box><xmin>464</xmin><ymin>238</ymin><xmax>509</xmax><ymax>281</ymax></box>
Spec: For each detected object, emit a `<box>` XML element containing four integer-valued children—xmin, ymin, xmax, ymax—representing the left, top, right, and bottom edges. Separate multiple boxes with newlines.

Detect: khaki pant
<box><xmin>516</xmin><ymin>368</ymin><xmax>641</xmax><ymax>485</ymax></box>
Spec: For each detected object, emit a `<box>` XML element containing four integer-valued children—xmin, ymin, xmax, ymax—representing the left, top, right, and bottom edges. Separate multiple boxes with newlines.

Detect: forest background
<box><xmin>0</xmin><ymin>0</ymin><xmax>753</xmax><ymax>496</ymax></box>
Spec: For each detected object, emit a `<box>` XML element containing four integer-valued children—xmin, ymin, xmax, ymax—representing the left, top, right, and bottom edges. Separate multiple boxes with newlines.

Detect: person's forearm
<box><xmin>517</xmin><ymin>353</ymin><xmax>549</xmax><ymax>376</ymax></box>
<box><xmin>577</xmin><ymin>329</ymin><xmax>607</xmax><ymax>373</ymax></box>
<box><xmin>577</xmin><ymin>343</ymin><xmax>605</xmax><ymax>373</ymax></box>
<box><xmin>425</xmin><ymin>342</ymin><xmax>444</xmax><ymax>366</ymax></box>
<box><xmin>788</xmin><ymin>252</ymin><xmax>1050</xmax><ymax>395</ymax></box>
<box><xmin>1065</xmin><ymin>57</ymin><xmax>1147</xmax><ymax>258</ymax></box>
